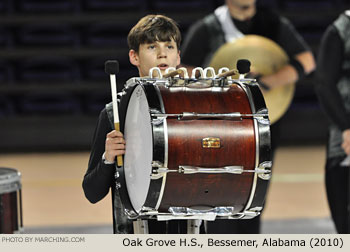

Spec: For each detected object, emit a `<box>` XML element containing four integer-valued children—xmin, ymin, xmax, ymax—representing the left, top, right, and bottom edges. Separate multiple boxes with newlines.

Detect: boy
<box><xmin>82</xmin><ymin>15</ymin><xmax>184</xmax><ymax>234</ymax></box>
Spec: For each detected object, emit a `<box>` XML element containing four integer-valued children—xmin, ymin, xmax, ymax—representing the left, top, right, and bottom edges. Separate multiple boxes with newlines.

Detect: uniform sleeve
<box><xmin>277</xmin><ymin>16</ymin><xmax>311</xmax><ymax>58</ymax></box>
<box><xmin>314</xmin><ymin>25</ymin><xmax>350</xmax><ymax>130</ymax></box>
<box><xmin>181</xmin><ymin>20</ymin><xmax>210</xmax><ymax>67</ymax></box>
<box><xmin>82</xmin><ymin>108</ymin><xmax>115</xmax><ymax>203</ymax></box>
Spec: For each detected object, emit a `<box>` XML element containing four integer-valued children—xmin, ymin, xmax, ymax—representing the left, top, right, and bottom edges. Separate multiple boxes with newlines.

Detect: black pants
<box><xmin>148</xmin><ymin>220</ymin><xmax>187</xmax><ymax>234</ymax></box>
<box><xmin>325</xmin><ymin>156</ymin><xmax>350</xmax><ymax>234</ymax></box>
<box><xmin>206</xmin><ymin>216</ymin><xmax>261</xmax><ymax>234</ymax></box>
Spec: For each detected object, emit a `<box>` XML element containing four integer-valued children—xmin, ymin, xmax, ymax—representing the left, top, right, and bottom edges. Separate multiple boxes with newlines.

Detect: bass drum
<box><xmin>0</xmin><ymin>167</ymin><xmax>23</xmax><ymax>233</ymax></box>
<box><xmin>117</xmin><ymin>78</ymin><xmax>271</xmax><ymax>219</ymax></box>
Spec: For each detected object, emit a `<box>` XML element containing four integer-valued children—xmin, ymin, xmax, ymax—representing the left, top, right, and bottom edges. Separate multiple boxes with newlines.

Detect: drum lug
<box><xmin>240</xmin><ymin>210</ymin><xmax>261</xmax><ymax>219</ymax></box>
<box><xmin>151</xmin><ymin>161</ymin><xmax>169</xmax><ymax>179</ymax></box>
<box><xmin>124</xmin><ymin>209</ymin><xmax>138</xmax><ymax>219</ymax></box>
<box><xmin>115</xmin><ymin>182</ymin><xmax>121</xmax><ymax>189</ymax></box>
<box><xmin>151</xmin><ymin>118</ymin><xmax>164</xmax><ymax>126</ymax></box>
<box><xmin>256</xmin><ymin>161</ymin><xmax>272</xmax><ymax>180</ymax></box>
<box><xmin>150</xmin><ymin>110</ymin><xmax>165</xmax><ymax>125</ymax></box>
<box><xmin>249</xmin><ymin>206</ymin><xmax>263</xmax><ymax>212</ymax></box>
<box><xmin>140</xmin><ymin>207</ymin><xmax>158</xmax><ymax>216</ymax></box>
<box><xmin>151</xmin><ymin>161</ymin><xmax>164</xmax><ymax>168</ymax></box>
<box><xmin>255</xmin><ymin>108</ymin><xmax>270</xmax><ymax>125</ymax></box>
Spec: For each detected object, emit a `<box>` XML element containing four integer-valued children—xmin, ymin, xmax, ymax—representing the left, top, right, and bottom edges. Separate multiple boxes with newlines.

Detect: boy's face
<box><xmin>129</xmin><ymin>39</ymin><xmax>180</xmax><ymax>77</ymax></box>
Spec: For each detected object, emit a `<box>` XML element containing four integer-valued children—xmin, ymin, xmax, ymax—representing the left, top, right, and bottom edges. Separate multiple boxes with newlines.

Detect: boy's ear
<box><xmin>129</xmin><ymin>50</ymin><xmax>139</xmax><ymax>67</ymax></box>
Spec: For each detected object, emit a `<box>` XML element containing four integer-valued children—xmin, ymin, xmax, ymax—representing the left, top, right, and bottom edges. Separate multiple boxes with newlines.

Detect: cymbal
<box><xmin>209</xmin><ymin>35</ymin><xmax>295</xmax><ymax>124</ymax></box>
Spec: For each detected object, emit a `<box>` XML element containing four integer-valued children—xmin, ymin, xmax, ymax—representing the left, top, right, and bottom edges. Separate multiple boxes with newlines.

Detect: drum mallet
<box><xmin>105</xmin><ymin>60</ymin><xmax>123</xmax><ymax>167</ymax></box>
<box><xmin>237</xmin><ymin>59</ymin><xmax>251</xmax><ymax>80</ymax></box>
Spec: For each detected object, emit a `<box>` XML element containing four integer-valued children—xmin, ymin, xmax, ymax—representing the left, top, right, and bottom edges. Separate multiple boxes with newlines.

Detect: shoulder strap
<box><xmin>202</xmin><ymin>13</ymin><xmax>226</xmax><ymax>67</ymax></box>
<box><xmin>105</xmin><ymin>102</ymin><xmax>114</xmax><ymax>130</ymax></box>
<box><xmin>106</xmin><ymin>102</ymin><xmax>133</xmax><ymax>233</ymax></box>
<box><xmin>213</xmin><ymin>5</ymin><xmax>243</xmax><ymax>42</ymax></box>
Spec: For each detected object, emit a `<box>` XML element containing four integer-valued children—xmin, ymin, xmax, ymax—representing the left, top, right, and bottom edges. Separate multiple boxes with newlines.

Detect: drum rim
<box><xmin>117</xmin><ymin>81</ymin><xmax>168</xmax><ymax>217</ymax></box>
<box><xmin>0</xmin><ymin>167</ymin><xmax>21</xmax><ymax>185</ymax></box>
<box><xmin>123</xmin><ymin>84</ymin><xmax>153</xmax><ymax>213</ymax></box>
<box><xmin>116</xmin><ymin>83</ymin><xmax>139</xmax><ymax>215</ymax></box>
<box><xmin>239</xmin><ymin>82</ymin><xmax>271</xmax><ymax>213</ymax></box>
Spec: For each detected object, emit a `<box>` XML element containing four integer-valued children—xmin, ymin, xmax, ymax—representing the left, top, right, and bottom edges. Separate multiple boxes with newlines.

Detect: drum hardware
<box><xmin>217</xmin><ymin>68</ymin><xmax>238</xmax><ymax>78</ymax></box>
<box><xmin>186</xmin><ymin>80</ymin><xmax>212</xmax><ymax>88</ymax></box>
<box><xmin>157</xmin><ymin>214</ymin><xmax>215</xmax><ymax>221</ymax></box>
<box><xmin>187</xmin><ymin>219</ymin><xmax>202</xmax><ymax>234</ymax></box>
<box><xmin>149</xmin><ymin>67</ymin><xmax>163</xmax><ymax>78</ymax></box>
<box><xmin>133</xmin><ymin>219</ymin><xmax>149</xmax><ymax>234</ymax></box>
<box><xmin>151</xmin><ymin>207</ymin><xmax>236</xmax><ymax>221</ymax></box>
<box><xmin>164</xmin><ymin>67</ymin><xmax>189</xmax><ymax>78</ymax></box>
<box><xmin>150</xmin><ymin>66</ymin><xmax>242</xmax><ymax>81</ymax></box>
<box><xmin>151</xmin><ymin>161</ymin><xmax>166</xmax><ymax>179</ymax></box>
<box><xmin>150</xmin><ymin>210</ymin><xmax>262</xmax><ymax>221</ymax></box>
<box><xmin>257</xmin><ymin>161</ymin><xmax>272</xmax><ymax>180</ymax></box>
<box><xmin>243</xmin><ymin>112</ymin><xmax>262</xmax><ymax>213</ymax></box>
<box><xmin>202</xmin><ymin>137</ymin><xmax>221</xmax><ymax>148</ymax></box>
<box><xmin>124</xmin><ymin>209</ymin><xmax>139</xmax><ymax>219</ymax></box>
<box><xmin>163</xmin><ymin>67</ymin><xmax>177</xmax><ymax>77</ymax></box>
<box><xmin>152</xmin><ymin>166</ymin><xmax>244</xmax><ymax>175</ymax></box>
<box><xmin>203</xmin><ymin>67</ymin><xmax>216</xmax><ymax>78</ymax></box>
<box><xmin>0</xmin><ymin>168</ymin><xmax>23</xmax><ymax>234</ymax></box>
<box><xmin>249</xmin><ymin>206</ymin><xmax>263</xmax><ymax>212</ymax></box>
<box><xmin>151</xmin><ymin>165</ymin><xmax>271</xmax><ymax>176</ymax></box>
<box><xmin>169</xmin><ymin>206</ymin><xmax>235</xmax><ymax>216</ymax></box>
<box><xmin>151</xmin><ymin>112</ymin><xmax>268</xmax><ymax>120</ymax></box>
<box><xmin>151</xmin><ymin>117</ymin><xmax>165</xmax><ymax>126</ymax></box>
<box><xmin>151</xmin><ymin>160</ymin><xmax>164</xmax><ymax>168</ymax></box>
<box><xmin>127</xmin><ymin>72</ymin><xmax>257</xmax><ymax>89</ymax></box>
<box><xmin>191</xmin><ymin>67</ymin><xmax>205</xmax><ymax>78</ymax></box>
<box><xmin>140</xmin><ymin>207</ymin><xmax>158</xmax><ymax>216</ymax></box>
<box><xmin>255</xmin><ymin>108</ymin><xmax>270</xmax><ymax>125</ymax></box>
<box><xmin>179</xmin><ymin>166</ymin><xmax>244</xmax><ymax>174</ymax></box>
<box><xmin>240</xmin><ymin>210</ymin><xmax>260</xmax><ymax>219</ymax></box>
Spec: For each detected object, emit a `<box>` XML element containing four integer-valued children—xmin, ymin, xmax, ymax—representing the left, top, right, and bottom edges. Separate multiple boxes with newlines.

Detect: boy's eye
<box><xmin>148</xmin><ymin>45</ymin><xmax>155</xmax><ymax>49</ymax></box>
<box><xmin>167</xmin><ymin>45</ymin><xmax>174</xmax><ymax>49</ymax></box>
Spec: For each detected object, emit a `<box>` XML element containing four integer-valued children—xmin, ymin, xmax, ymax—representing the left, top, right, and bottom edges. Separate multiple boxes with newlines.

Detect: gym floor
<box><xmin>0</xmin><ymin>145</ymin><xmax>337</xmax><ymax>234</ymax></box>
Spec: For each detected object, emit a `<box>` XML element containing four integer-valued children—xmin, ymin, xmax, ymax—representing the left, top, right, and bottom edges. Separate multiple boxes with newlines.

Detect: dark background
<box><xmin>0</xmin><ymin>0</ymin><xmax>349</xmax><ymax>152</ymax></box>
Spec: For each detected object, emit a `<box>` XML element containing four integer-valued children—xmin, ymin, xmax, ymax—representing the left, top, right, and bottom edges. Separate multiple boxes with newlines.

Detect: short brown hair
<box><xmin>127</xmin><ymin>14</ymin><xmax>181</xmax><ymax>52</ymax></box>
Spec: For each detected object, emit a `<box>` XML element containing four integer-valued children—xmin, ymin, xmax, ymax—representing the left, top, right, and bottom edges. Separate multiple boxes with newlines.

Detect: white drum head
<box><xmin>124</xmin><ymin>85</ymin><xmax>153</xmax><ymax>213</ymax></box>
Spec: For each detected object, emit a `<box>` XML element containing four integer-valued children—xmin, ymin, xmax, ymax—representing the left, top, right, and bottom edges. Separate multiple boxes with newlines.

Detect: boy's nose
<box><xmin>157</xmin><ymin>47</ymin><xmax>167</xmax><ymax>58</ymax></box>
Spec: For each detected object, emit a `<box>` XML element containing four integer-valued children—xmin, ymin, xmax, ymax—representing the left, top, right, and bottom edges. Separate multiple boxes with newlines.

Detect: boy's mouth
<box><xmin>157</xmin><ymin>64</ymin><xmax>169</xmax><ymax>70</ymax></box>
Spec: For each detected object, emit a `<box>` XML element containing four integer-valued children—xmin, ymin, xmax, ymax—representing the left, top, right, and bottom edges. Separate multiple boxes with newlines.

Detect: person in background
<box><xmin>315</xmin><ymin>10</ymin><xmax>350</xmax><ymax>234</ymax></box>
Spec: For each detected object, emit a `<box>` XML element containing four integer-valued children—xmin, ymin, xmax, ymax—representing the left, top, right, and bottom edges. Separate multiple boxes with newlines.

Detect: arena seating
<box><xmin>0</xmin><ymin>0</ymin><xmax>349</xmax><ymax>150</ymax></box>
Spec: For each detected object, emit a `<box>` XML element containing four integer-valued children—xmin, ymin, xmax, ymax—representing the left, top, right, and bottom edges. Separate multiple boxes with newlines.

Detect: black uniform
<box><xmin>315</xmin><ymin>11</ymin><xmax>350</xmax><ymax>234</ymax></box>
<box><xmin>83</xmin><ymin>107</ymin><xmax>187</xmax><ymax>234</ymax></box>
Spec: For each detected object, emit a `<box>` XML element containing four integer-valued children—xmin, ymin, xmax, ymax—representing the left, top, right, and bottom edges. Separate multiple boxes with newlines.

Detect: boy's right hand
<box><xmin>105</xmin><ymin>130</ymin><xmax>126</xmax><ymax>163</ymax></box>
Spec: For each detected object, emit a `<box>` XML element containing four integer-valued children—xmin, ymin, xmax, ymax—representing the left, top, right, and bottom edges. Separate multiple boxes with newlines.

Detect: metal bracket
<box><xmin>257</xmin><ymin>161</ymin><xmax>272</xmax><ymax>180</ymax></box>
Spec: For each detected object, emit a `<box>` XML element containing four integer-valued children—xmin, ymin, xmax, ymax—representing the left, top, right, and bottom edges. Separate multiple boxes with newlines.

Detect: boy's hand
<box><xmin>105</xmin><ymin>130</ymin><xmax>126</xmax><ymax>163</ymax></box>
